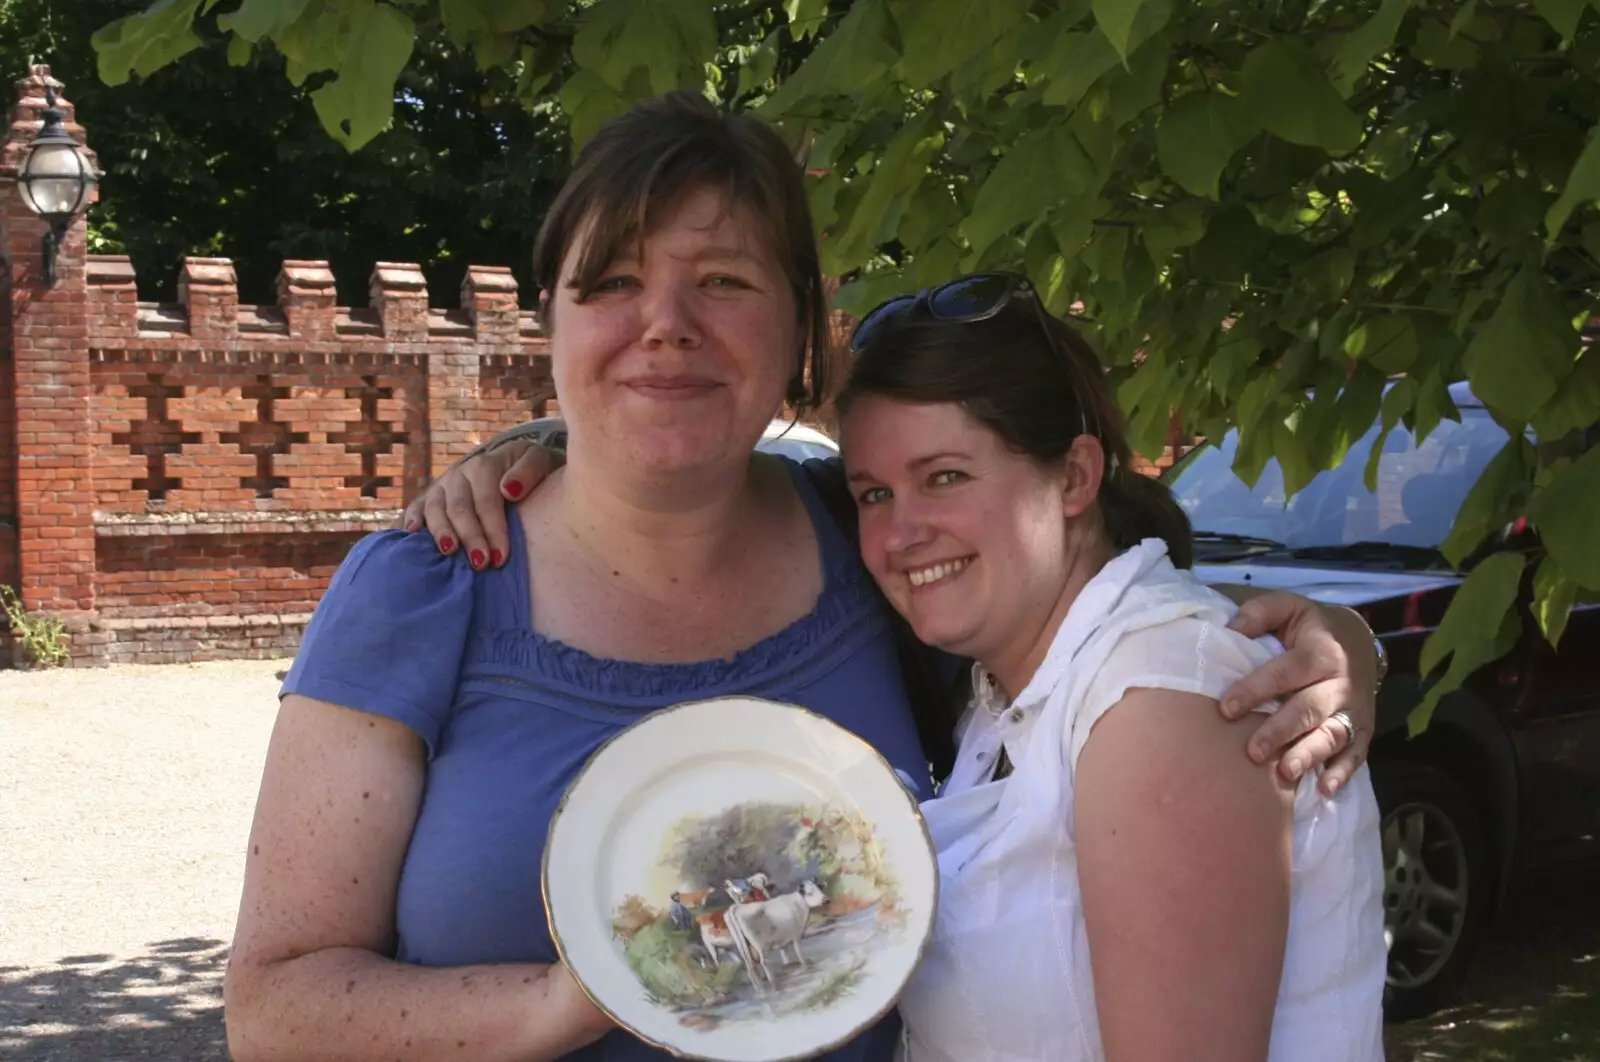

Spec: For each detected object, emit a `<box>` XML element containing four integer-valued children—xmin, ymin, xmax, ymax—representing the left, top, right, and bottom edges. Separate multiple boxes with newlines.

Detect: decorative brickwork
<box><xmin>0</xmin><ymin>67</ymin><xmax>552</xmax><ymax>667</ymax></box>
<box><xmin>0</xmin><ymin>67</ymin><xmax>1193</xmax><ymax>669</ymax></box>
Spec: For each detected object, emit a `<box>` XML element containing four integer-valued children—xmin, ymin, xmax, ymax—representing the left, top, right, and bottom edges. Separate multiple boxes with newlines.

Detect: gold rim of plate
<box><xmin>542</xmin><ymin>694</ymin><xmax>939</xmax><ymax>1062</ymax></box>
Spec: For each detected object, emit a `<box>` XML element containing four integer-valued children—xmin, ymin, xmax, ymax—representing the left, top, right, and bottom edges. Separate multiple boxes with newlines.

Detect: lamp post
<box><xmin>16</xmin><ymin>85</ymin><xmax>98</xmax><ymax>285</ymax></box>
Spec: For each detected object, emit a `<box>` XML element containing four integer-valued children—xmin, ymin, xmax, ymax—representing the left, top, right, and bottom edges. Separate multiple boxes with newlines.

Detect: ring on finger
<box><xmin>1327</xmin><ymin>709</ymin><xmax>1358</xmax><ymax>747</ymax></box>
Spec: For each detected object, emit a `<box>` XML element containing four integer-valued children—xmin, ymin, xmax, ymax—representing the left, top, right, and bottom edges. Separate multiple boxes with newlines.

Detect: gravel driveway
<box><xmin>3</xmin><ymin>659</ymin><xmax>1596</xmax><ymax>1061</ymax></box>
<box><xmin>0</xmin><ymin>659</ymin><xmax>286</xmax><ymax>1061</ymax></box>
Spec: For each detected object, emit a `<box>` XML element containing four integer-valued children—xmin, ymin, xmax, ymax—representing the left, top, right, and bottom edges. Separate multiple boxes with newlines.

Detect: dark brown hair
<box><xmin>531</xmin><ymin>91</ymin><xmax>830</xmax><ymax>411</ymax></box>
<box><xmin>837</xmin><ymin>300</ymin><xmax>1193</xmax><ymax>568</ymax></box>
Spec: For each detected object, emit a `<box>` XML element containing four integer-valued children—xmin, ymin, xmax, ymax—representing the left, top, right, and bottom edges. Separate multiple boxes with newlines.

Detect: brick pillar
<box><xmin>179</xmin><ymin>257</ymin><xmax>238</xmax><ymax>340</ymax></box>
<box><xmin>371</xmin><ymin>262</ymin><xmax>428</xmax><ymax>340</ymax></box>
<box><xmin>0</xmin><ymin>66</ymin><xmax>100</xmax><ymax>661</ymax></box>
<box><xmin>277</xmin><ymin>260</ymin><xmax>336</xmax><ymax>341</ymax></box>
<box><xmin>463</xmin><ymin>266</ymin><xmax>520</xmax><ymax>342</ymax></box>
<box><xmin>426</xmin><ymin>275</ymin><xmax>482</xmax><ymax>479</ymax></box>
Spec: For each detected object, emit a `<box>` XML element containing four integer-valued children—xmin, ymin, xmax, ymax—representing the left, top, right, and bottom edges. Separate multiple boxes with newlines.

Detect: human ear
<box><xmin>1061</xmin><ymin>435</ymin><xmax>1107</xmax><ymax>519</ymax></box>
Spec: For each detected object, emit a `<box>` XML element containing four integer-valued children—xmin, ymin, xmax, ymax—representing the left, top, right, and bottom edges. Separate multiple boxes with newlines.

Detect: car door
<box><xmin>1510</xmin><ymin>424</ymin><xmax>1600</xmax><ymax>864</ymax></box>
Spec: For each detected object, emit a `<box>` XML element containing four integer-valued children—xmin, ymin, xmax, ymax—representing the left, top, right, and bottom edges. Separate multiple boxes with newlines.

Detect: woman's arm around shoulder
<box><xmin>1075</xmin><ymin>681</ymin><xmax>1295</xmax><ymax>1062</ymax></box>
<box><xmin>225</xmin><ymin>694</ymin><xmax>612</xmax><ymax>1062</ymax></box>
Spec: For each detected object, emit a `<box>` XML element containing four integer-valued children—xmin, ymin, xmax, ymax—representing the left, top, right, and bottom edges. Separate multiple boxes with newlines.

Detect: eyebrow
<box><xmin>846</xmin><ymin>451</ymin><xmax>973</xmax><ymax>482</ymax></box>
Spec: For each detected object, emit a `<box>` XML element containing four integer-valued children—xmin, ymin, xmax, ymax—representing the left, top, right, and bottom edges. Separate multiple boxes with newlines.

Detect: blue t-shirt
<box><xmin>281</xmin><ymin>458</ymin><xmax>933</xmax><ymax>1061</ymax></box>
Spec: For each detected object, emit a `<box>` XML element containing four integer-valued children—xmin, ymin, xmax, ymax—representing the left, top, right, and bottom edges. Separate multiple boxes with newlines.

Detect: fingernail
<box><xmin>1222</xmin><ymin>699</ymin><xmax>1240</xmax><ymax>718</ymax></box>
<box><xmin>1324</xmin><ymin>778</ymin><xmax>1341</xmax><ymax>796</ymax></box>
<box><xmin>490</xmin><ymin>548</ymin><xmax>504</xmax><ymax>567</ymax></box>
<box><xmin>403</xmin><ymin>518</ymin><xmax>418</xmax><ymax>532</ymax></box>
<box><xmin>1286</xmin><ymin>758</ymin><xmax>1305</xmax><ymax>779</ymax></box>
<box><xmin>439</xmin><ymin>536</ymin><xmax>455</xmax><ymax>554</ymax></box>
<box><xmin>470</xmin><ymin>549</ymin><xmax>486</xmax><ymax>570</ymax></box>
<box><xmin>1249</xmin><ymin>741</ymin><xmax>1269</xmax><ymax>764</ymax></box>
<box><xmin>504</xmin><ymin>480</ymin><xmax>524</xmax><ymax>500</ymax></box>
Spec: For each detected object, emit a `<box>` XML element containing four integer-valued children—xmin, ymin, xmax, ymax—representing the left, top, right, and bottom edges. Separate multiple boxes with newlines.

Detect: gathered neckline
<box><xmin>464</xmin><ymin>457</ymin><xmax>886</xmax><ymax>704</ymax></box>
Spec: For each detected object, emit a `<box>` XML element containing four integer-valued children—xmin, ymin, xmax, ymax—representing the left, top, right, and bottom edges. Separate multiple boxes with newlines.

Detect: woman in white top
<box><xmin>837</xmin><ymin>272</ymin><xmax>1387</xmax><ymax>1062</ymax></box>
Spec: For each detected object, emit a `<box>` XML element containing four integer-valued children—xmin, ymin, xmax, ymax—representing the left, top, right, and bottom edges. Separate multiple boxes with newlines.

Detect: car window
<box><xmin>1165</xmin><ymin>409</ymin><xmax>1510</xmax><ymax>550</ymax></box>
<box><xmin>757</xmin><ymin>438</ymin><xmax>838</xmax><ymax>463</ymax></box>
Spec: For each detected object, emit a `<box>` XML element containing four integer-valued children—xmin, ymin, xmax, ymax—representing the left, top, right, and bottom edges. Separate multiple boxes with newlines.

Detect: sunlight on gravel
<box><xmin>0</xmin><ymin>660</ymin><xmax>287</xmax><ymax>1061</ymax></box>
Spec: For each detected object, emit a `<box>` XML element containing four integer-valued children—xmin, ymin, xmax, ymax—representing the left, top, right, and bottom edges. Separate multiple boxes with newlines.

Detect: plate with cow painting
<box><xmin>543</xmin><ymin>695</ymin><xmax>938</xmax><ymax>1062</ymax></box>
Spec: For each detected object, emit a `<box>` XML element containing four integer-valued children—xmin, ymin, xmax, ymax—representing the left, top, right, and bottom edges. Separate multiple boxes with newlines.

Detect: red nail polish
<box><xmin>439</xmin><ymin>536</ymin><xmax>455</xmax><ymax>554</ymax></box>
<box><xmin>490</xmin><ymin>549</ymin><xmax>504</xmax><ymax>567</ymax></box>
<box><xmin>504</xmin><ymin>480</ymin><xmax>524</xmax><ymax>500</ymax></box>
<box><xmin>470</xmin><ymin>549</ymin><xmax>486</xmax><ymax>569</ymax></box>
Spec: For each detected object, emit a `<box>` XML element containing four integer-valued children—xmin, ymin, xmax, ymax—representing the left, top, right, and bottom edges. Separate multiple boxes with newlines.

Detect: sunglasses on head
<box><xmin>848</xmin><ymin>272</ymin><xmax>1096</xmax><ymax>441</ymax></box>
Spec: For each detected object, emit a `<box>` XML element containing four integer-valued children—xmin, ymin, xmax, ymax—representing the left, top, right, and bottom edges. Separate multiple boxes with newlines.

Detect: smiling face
<box><xmin>546</xmin><ymin>187</ymin><xmax>801</xmax><ymax>480</ymax></box>
<box><xmin>842</xmin><ymin>396</ymin><xmax>1105</xmax><ymax>684</ymax></box>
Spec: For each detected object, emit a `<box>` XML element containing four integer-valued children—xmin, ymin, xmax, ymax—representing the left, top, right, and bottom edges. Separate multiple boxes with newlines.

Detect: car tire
<box><xmin>1372</xmin><ymin>757</ymin><xmax>1493</xmax><ymax>1022</ymax></box>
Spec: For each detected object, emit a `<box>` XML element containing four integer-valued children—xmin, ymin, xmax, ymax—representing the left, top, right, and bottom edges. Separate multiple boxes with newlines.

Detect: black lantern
<box><xmin>17</xmin><ymin>86</ymin><xmax>98</xmax><ymax>285</ymax></box>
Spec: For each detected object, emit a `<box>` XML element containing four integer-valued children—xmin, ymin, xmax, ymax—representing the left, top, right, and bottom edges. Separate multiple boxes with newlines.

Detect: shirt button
<box><xmin>976</xmin><ymin>751</ymin><xmax>990</xmax><ymax>763</ymax></box>
<box><xmin>1009</xmin><ymin>709</ymin><xmax>1025</xmax><ymax>724</ymax></box>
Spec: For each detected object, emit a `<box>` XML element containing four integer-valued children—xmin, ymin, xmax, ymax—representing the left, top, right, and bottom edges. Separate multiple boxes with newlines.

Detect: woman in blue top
<box><xmin>225</xmin><ymin>92</ymin><xmax>1378</xmax><ymax>1062</ymax></box>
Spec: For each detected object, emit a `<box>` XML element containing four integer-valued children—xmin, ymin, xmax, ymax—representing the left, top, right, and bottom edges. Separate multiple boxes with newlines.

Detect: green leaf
<box><xmin>963</xmin><ymin>121</ymin><xmax>1101</xmax><ymax>261</ymax></box>
<box><xmin>217</xmin><ymin>0</ymin><xmax>314</xmax><ymax>41</ymax></box>
<box><xmin>92</xmin><ymin>0</ymin><xmax>206</xmax><ymax>86</ymax></box>
<box><xmin>1533</xmin><ymin>554</ymin><xmax>1577</xmax><ymax>647</ymax></box>
<box><xmin>226</xmin><ymin>34</ymin><xmax>254</xmax><ymax>67</ymax></box>
<box><xmin>1534</xmin><ymin>0</ymin><xmax>1588</xmax><ymax>39</ymax></box>
<box><xmin>1411</xmin><ymin>552</ymin><xmax>1526</xmax><ymax>736</ymax></box>
<box><xmin>1093</xmin><ymin>0</ymin><xmax>1147</xmax><ymax>62</ymax></box>
<box><xmin>894</xmin><ymin>0</ymin><xmax>1033</xmax><ymax>87</ymax></box>
<box><xmin>309</xmin><ymin>1</ymin><xmax>416</xmax><ymax>151</ymax></box>
<box><xmin>827</xmin><ymin>114</ymin><xmax>942</xmax><ymax>272</ymax></box>
<box><xmin>738</xmin><ymin>32</ymin><xmax>781</xmax><ymax>99</ymax></box>
<box><xmin>489</xmin><ymin>0</ymin><xmax>547</xmax><ymax>33</ymax></box>
<box><xmin>1530</xmin><ymin>445</ymin><xmax>1600</xmax><ymax>588</ymax></box>
<box><xmin>1440</xmin><ymin>437</ymin><xmax>1531</xmax><ymax>567</ymax></box>
<box><xmin>1344</xmin><ymin>314</ymin><xmax>1417</xmax><ymax>373</ymax></box>
<box><xmin>1190</xmin><ymin>204</ymin><xmax>1265</xmax><ymax>283</ymax></box>
<box><xmin>1141</xmin><ymin>200</ymin><xmax>1206</xmax><ymax>262</ymax></box>
<box><xmin>1239</xmin><ymin>39</ymin><xmax>1364</xmax><ymax>154</ymax></box>
<box><xmin>763</xmin><ymin>0</ymin><xmax>899</xmax><ymax>115</ymax></box>
<box><xmin>1335</xmin><ymin>0</ymin><xmax>1413</xmax><ymax>94</ymax></box>
<box><xmin>785</xmin><ymin>0</ymin><xmax>830</xmax><ymax>40</ymax></box>
<box><xmin>1366</xmin><ymin>377</ymin><xmax>1417</xmax><ymax>491</ymax></box>
<box><xmin>1155</xmin><ymin>91</ymin><xmax>1259</xmax><ymax>199</ymax></box>
<box><xmin>1532</xmin><ymin>348</ymin><xmax>1600</xmax><ymax>442</ymax></box>
<box><xmin>573</xmin><ymin>0</ymin><xmax>717</xmax><ymax>97</ymax></box>
<box><xmin>1036</xmin><ymin>28</ymin><xmax>1122</xmax><ymax>108</ymax></box>
<box><xmin>1545</xmin><ymin>124</ymin><xmax>1600</xmax><ymax>242</ymax></box>
<box><xmin>560</xmin><ymin>68</ymin><xmax>630</xmax><ymax>149</ymax></box>
<box><xmin>1463</xmin><ymin>270</ymin><xmax>1578</xmax><ymax>423</ymax></box>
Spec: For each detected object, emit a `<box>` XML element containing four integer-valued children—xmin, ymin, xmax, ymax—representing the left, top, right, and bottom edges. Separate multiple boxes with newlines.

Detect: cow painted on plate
<box><xmin>608</xmin><ymin>801</ymin><xmax>909</xmax><ymax>1030</ymax></box>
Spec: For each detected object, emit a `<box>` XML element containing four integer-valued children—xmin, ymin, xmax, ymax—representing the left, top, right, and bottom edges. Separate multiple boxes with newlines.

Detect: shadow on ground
<box><xmin>0</xmin><ymin>937</ymin><xmax>228</xmax><ymax>1061</ymax></box>
<box><xmin>1385</xmin><ymin>866</ymin><xmax>1600</xmax><ymax>1061</ymax></box>
<box><xmin>1</xmin><ymin>870</ymin><xmax>1595</xmax><ymax>1061</ymax></box>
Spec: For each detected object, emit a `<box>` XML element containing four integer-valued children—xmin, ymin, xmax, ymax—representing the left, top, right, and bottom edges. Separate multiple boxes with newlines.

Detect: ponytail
<box><xmin>1098</xmin><ymin>464</ymin><xmax>1194</xmax><ymax>569</ymax></box>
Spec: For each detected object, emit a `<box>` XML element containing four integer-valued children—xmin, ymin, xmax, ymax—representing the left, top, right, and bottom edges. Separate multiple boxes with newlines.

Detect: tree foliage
<box><xmin>3</xmin><ymin>0</ymin><xmax>570</xmax><ymax>304</ymax></box>
<box><xmin>94</xmin><ymin>0</ymin><xmax>1600</xmax><ymax>730</ymax></box>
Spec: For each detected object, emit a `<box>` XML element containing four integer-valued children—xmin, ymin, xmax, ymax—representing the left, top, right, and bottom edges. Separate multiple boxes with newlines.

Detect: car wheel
<box><xmin>1372</xmin><ymin>758</ymin><xmax>1493</xmax><ymax>1022</ymax></box>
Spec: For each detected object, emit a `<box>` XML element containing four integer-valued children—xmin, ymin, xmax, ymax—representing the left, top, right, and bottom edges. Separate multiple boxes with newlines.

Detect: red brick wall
<box><xmin>0</xmin><ymin>67</ymin><xmax>556</xmax><ymax>667</ymax></box>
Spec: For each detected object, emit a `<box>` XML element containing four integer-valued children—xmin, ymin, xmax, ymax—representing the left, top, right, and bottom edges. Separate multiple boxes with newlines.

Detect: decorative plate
<box><xmin>544</xmin><ymin>696</ymin><xmax>938</xmax><ymax>1062</ymax></box>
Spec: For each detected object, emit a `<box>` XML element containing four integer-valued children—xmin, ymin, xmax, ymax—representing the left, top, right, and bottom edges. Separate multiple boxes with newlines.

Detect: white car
<box><xmin>516</xmin><ymin>417</ymin><xmax>840</xmax><ymax>463</ymax></box>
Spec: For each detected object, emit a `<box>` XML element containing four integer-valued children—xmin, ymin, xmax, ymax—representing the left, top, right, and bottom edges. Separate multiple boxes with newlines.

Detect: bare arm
<box><xmin>1075</xmin><ymin>688</ymin><xmax>1294</xmax><ymax>1062</ymax></box>
<box><xmin>224</xmin><ymin>695</ymin><xmax>612</xmax><ymax>1062</ymax></box>
<box><xmin>1207</xmin><ymin>586</ymin><xmax>1377</xmax><ymax>796</ymax></box>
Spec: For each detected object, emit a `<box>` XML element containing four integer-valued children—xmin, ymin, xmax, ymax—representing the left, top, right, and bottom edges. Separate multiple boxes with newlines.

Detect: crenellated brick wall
<box><xmin>1</xmin><ymin>67</ymin><xmax>554</xmax><ymax>667</ymax></box>
<box><xmin>0</xmin><ymin>65</ymin><xmax>1195</xmax><ymax>669</ymax></box>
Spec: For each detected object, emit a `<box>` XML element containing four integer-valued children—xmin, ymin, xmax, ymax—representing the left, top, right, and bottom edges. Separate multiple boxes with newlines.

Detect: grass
<box><xmin>1383</xmin><ymin>869</ymin><xmax>1600</xmax><ymax>1061</ymax></box>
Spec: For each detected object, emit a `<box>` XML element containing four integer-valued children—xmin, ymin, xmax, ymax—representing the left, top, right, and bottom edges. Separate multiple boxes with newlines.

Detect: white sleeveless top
<box><xmin>897</xmin><ymin>541</ymin><xmax>1387</xmax><ymax>1061</ymax></box>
